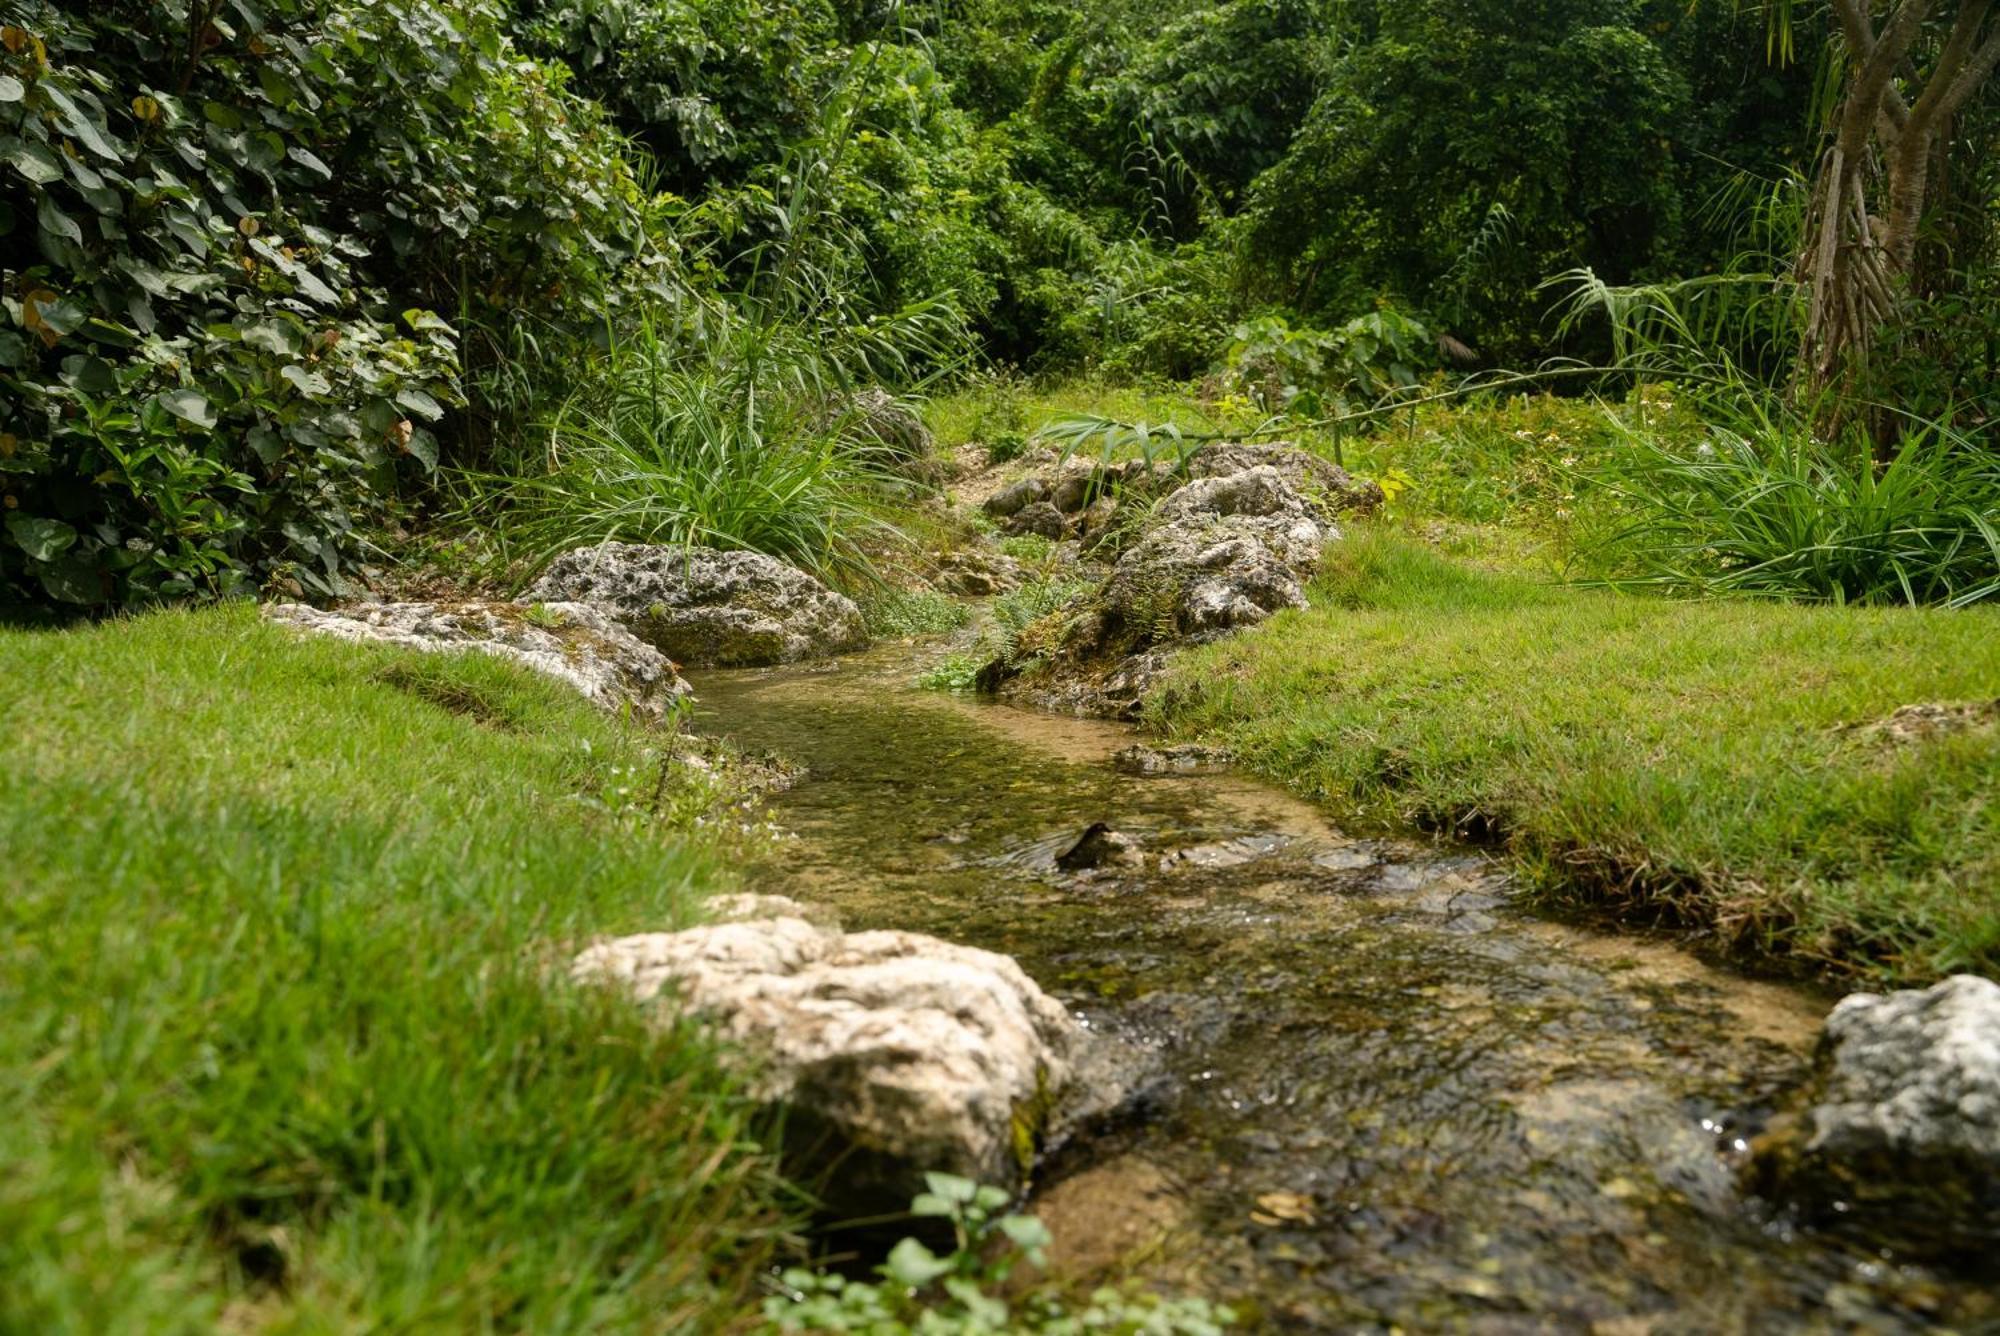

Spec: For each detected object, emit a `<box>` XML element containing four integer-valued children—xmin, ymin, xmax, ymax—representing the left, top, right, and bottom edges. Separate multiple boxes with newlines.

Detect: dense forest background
<box><xmin>2</xmin><ymin>0</ymin><xmax>1997</xmax><ymax>610</ymax></box>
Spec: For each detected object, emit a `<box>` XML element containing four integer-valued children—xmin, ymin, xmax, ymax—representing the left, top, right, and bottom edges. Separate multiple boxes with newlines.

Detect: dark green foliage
<box><xmin>1245</xmin><ymin>0</ymin><xmax>1698</xmax><ymax>361</ymax></box>
<box><xmin>0</xmin><ymin>0</ymin><xmax>646</xmax><ymax>611</ymax></box>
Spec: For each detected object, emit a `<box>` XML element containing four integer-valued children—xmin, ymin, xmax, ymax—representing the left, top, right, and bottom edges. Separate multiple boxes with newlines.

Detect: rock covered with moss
<box><xmin>264</xmin><ymin>600</ymin><xmax>691</xmax><ymax>720</ymax></box>
<box><xmin>572</xmin><ymin>896</ymin><xmax>1092</xmax><ymax>1218</ymax></box>
<box><xmin>1751</xmin><ymin>974</ymin><xmax>2000</xmax><ymax>1262</ymax></box>
<box><xmin>528</xmin><ymin>542</ymin><xmax>867</xmax><ymax>667</ymax></box>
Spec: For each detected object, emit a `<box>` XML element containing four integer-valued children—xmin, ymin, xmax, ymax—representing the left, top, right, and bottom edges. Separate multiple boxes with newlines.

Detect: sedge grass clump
<box><xmin>1582</xmin><ymin>414</ymin><xmax>2000</xmax><ymax>608</ymax></box>
<box><xmin>464</xmin><ymin>314</ymin><xmax>902</xmax><ymax>583</ymax></box>
<box><xmin>0</xmin><ymin>605</ymin><xmax>790</xmax><ymax>1330</ymax></box>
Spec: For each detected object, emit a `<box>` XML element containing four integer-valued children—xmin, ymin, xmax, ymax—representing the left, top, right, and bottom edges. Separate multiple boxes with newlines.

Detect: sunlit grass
<box><xmin>0</xmin><ymin>604</ymin><xmax>790</xmax><ymax>1330</ymax></box>
<box><xmin>1159</xmin><ymin>529</ymin><xmax>2000</xmax><ymax>986</ymax></box>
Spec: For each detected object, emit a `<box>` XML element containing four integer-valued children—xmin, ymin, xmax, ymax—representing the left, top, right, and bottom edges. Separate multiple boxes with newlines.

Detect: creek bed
<box><xmin>694</xmin><ymin>646</ymin><xmax>1999</xmax><ymax>1332</ymax></box>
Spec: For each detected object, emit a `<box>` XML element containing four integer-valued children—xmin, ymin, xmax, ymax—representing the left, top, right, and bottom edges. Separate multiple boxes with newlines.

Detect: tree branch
<box><xmin>1907</xmin><ymin>0</ymin><xmax>1993</xmax><ymax>136</ymax></box>
<box><xmin>1842</xmin><ymin>0</ymin><xmax>1934</xmax><ymax>155</ymax></box>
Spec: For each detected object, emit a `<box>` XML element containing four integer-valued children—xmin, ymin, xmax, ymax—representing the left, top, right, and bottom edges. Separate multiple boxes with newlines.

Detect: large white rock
<box><xmin>573</xmin><ymin>904</ymin><xmax>1087</xmax><ymax>1216</ymax></box>
<box><xmin>263</xmin><ymin>600</ymin><xmax>690</xmax><ymax>720</ymax></box>
<box><xmin>528</xmin><ymin>542</ymin><xmax>867</xmax><ymax>667</ymax></box>
<box><xmin>1753</xmin><ymin>974</ymin><xmax>2000</xmax><ymax>1259</ymax></box>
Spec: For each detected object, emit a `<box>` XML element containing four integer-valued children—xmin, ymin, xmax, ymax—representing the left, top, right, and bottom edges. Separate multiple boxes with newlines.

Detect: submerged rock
<box><xmin>528</xmin><ymin>542</ymin><xmax>867</xmax><ymax>667</ymax></box>
<box><xmin>572</xmin><ymin>904</ymin><xmax>1092</xmax><ymax>1218</ymax></box>
<box><xmin>1751</xmin><ymin>974</ymin><xmax>2000</xmax><ymax>1263</ymax></box>
<box><xmin>263</xmin><ymin>599</ymin><xmax>690</xmax><ymax>719</ymax></box>
<box><xmin>1113</xmin><ymin>743</ymin><xmax>1236</xmax><ymax>776</ymax></box>
<box><xmin>1055</xmin><ymin>822</ymin><xmax>1144</xmax><ymax>872</ymax></box>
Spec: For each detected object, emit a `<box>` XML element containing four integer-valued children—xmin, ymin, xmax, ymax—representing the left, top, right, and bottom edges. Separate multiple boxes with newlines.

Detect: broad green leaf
<box><xmin>921</xmin><ymin>1171</ymin><xmax>979</xmax><ymax>1204</ymax></box>
<box><xmin>158</xmin><ymin>387</ymin><xmax>216</xmax><ymax>428</ymax></box>
<box><xmin>403</xmin><ymin>427</ymin><xmax>438</xmax><ymax>471</ymax></box>
<box><xmin>394</xmin><ymin>387</ymin><xmax>443</xmax><ymax>421</ymax></box>
<box><xmin>39</xmin><ymin>552</ymin><xmax>101</xmax><ymax>604</ymax></box>
<box><xmin>997</xmin><ymin>1214</ymin><xmax>1052</xmax><ymax>1251</ymax></box>
<box><xmin>288</xmin><ymin>146</ymin><xmax>332</xmax><ymax>179</ymax></box>
<box><xmin>0</xmin><ymin>75</ymin><xmax>24</xmax><ymax>102</ymax></box>
<box><xmin>281</xmin><ymin>364</ymin><xmax>332</xmax><ymax>397</ymax></box>
<box><xmin>60</xmin><ymin>355</ymin><xmax>117</xmax><ymax>394</ymax></box>
<box><xmin>7</xmin><ymin>515</ymin><xmax>78</xmax><ymax>562</ymax></box>
<box><xmin>38</xmin><ymin>195</ymin><xmax>83</xmax><ymax>244</ymax></box>
<box><xmin>2</xmin><ymin>136</ymin><xmax>64</xmax><ymax>185</ymax></box>
<box><xmin>881</xmin><ymin>1238</ymin><xmax>951</xmax><ymax>1289</ymax></box>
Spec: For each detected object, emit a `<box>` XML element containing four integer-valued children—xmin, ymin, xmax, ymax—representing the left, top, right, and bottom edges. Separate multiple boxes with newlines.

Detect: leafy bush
<box><xmin>1222</xmin><ymin>309</ymin><xmax>1432</xmax><ymax>416</ymax></box>
<box><xmin>760</xmin><ymin>1173</ymin><xmax>1233</xmax><ymax>1334</ymax></box>
<box><xmin>0</xmin><ymin>0</ymin><xmax>647</xmax><ymax>612</ymax></box>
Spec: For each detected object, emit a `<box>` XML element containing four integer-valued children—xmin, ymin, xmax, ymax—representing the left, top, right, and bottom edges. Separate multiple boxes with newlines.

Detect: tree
<box><xmin>1776</xmin><ymin>1</ymin><xmax>2000</xmax><ymax>435</ymax></box>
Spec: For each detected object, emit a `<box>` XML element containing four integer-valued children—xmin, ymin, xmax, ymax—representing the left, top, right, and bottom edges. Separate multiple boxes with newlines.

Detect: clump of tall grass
<box><xmin>1553</xmin><ymin>256</ymin><xmax>2000</xmax><ymax>608</ymax></box>
<box><xmin>1582</xmin><ymin>416</ymin><xmax>2000</xmax><ymax>607</ymax></box>
<box><xmin>461</xmin><ymin>313</ymin><xmax>910</xmax><ymax>580</ymax></box>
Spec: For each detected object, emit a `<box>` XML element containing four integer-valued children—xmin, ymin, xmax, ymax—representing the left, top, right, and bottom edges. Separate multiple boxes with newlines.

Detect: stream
<box><xmin>693</xmin><ymin>644</ymin><xmax>2000</xmax><ymax>1333</ymax></box>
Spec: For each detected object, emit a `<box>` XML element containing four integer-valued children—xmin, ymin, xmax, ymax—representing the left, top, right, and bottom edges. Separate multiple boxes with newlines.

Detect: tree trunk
<box><xmin>1796</xmin><ymin>0</ymin><xmax>2000</xmax><ymax>456</ymax></box>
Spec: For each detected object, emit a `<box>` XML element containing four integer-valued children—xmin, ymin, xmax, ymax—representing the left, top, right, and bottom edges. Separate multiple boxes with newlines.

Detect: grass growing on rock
<box><xmin>1156</xmin><ymin>530</ymin><xmax>2000</xmax><ymax>986</ymax></box>
<box><xmin>0</xmin><ymin>604</ymin><xmax>789</xmax><ymax>1331</ymax></box>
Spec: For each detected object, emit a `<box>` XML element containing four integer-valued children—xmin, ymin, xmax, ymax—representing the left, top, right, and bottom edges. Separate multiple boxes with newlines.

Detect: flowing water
<box><xmin>693</xmin><ymin>645</ymin><xmax>2000</xmax><ymax>1333</ymax></box>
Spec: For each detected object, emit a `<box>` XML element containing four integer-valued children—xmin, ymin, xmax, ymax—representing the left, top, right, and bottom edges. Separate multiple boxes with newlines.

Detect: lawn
<box><xmin>0</xmin><ymin>604</ymin><xmax>787</xmax><ymax>1332</ymax></box>
<box><xmin>1155</xmin><ymin>529</ymin><xmax>2000</xmax><ymax>986</ymax></box>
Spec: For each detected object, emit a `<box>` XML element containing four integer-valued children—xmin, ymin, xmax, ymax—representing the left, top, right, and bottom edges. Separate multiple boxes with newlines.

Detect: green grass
<box><xmin>1155</xmin><ymin>530</ymin><xmax>2000</xmax><ymax>986</ymax></box>
<box><xmin>0</xmin><ymin>604</ymin><xmax>789</xmax><ymax>1332</ymax></box>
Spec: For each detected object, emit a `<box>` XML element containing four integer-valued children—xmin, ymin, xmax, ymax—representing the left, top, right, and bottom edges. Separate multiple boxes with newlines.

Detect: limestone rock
<box><xmin>1084</xmin><ymin>465</ymin><xmax>1332</xmax><ymax>656</ymax></box>
<box><xmin>983</xmin><ymin>478</ymin><xmax>1049</xmax><ymax>519</ymax></box>
<box><xmin>1186</xmin><ymin>441</ymin><xmax>1385</xmax><ymax>514</ymax></box>
<box><xmin>528</xmin><ymin>542</ymin><xmax>867</xmax><ymax>667</ymax></box>
<box><xmin>840</xmin><ymin>387</ymin><xmax>934</xmax><ymax>465</ymax></box>
<box><xmin>1752</xmin><ymin>974</ymin><xmax>2000</xmax><ymax>1261</ymax></box>
<box><xmin>573</xmin><ymin>911</ymin><xmax>1090</xmax><ymax>1217</ymax></box>
<box><xmin>1006</xmin><ymin>500</ymin><xmax>1070</xmax><ymax>540</ymax></box>
<box><xmin>933</xmin><ymin>550</ymin><xmax>1026</xmax><ymax>598</ymax></box>
<box><xmin>263</xmin><ymin>599</ymin><xmax>690</xmax><ymax>719</ymax></box>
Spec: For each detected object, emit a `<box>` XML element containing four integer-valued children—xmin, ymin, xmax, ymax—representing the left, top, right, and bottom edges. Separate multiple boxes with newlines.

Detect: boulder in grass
<box><xmin>528</xmin><ymin>542</ymin><xmax>867</xmax><ymax>668</ymax></box>
<box><xmin>263</xmin><ymin>600</ymin><xmax>690</xmax><ymax>720</ymax></box>
<box><xmin>572</xmin><ymin>899</ymin><xmax>1095</xmax><ymax>1220</ymax></box>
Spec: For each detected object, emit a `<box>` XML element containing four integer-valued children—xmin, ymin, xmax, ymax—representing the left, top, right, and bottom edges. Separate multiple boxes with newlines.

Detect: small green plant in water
<box><xmin>759</xmin><ymin>1173</ymin><xmax>1234</xmax><ymax>1334</ymax></box>
<box><xmin>917</xmin><ymin>653</ymin><xmax>986</xmax><ymax>692</ymax></box>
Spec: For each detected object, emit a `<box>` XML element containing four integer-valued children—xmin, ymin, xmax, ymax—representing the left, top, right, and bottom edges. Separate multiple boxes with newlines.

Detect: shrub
<box><xmin>0</xmin><ymin>0</ymin><xmax>647</xmax><ymax>612</ymax></box>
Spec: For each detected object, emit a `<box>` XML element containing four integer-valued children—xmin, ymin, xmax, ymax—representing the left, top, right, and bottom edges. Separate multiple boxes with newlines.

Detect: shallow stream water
<box><xmin>694</xmin><ymin>645</ymin><xmax>2000</xmax><ymax>1333</ymax></box>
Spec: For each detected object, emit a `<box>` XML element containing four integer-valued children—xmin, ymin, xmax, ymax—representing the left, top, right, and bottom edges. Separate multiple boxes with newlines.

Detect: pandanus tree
<box><xmin>1766</xmin><ymin>1</ymin><xmax>2000</xmax><ymax>438</ymax></box>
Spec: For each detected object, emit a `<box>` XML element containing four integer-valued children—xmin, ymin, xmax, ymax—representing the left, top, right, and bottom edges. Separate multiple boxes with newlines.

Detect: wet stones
<box><xmin>571</xmin><ymin>899</ymin><xmax>1092</xmax><ymax>1220</ymax></box>
<box><xmin>1055</xmin><ymin>823</ymin><xmax>1144</xmax><ymax>872</ymax></box>
<box><xmin>1751</xmin><ymin>974</ymin><xmax>2000</xmax><ymax>1264</ymax></box>
<box><xmin>263</xmin><ymin>599</ymin><xmax>691</xmax><ymax>720</ymax></box>
<box><xmin>528</xmin><ymin>541</ymin><xmax>867</xmax><ymax>667</ymax></box>
<box><xmin>1113</xmin><ymin>743</ymin><xmax>1235</xmax><ymax>776</ymax></box>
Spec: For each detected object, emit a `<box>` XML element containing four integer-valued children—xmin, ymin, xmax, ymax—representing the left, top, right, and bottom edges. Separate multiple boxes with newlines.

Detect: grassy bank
<box><xmin>0</xmin><ymin>605</ymin><xmax>786</xmax><ymax>1331</ymax></box>
<box><xmin>1154</xmin><ymin>531</ymin><xmax>2000</xmax><ymax>987</ymax></box>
